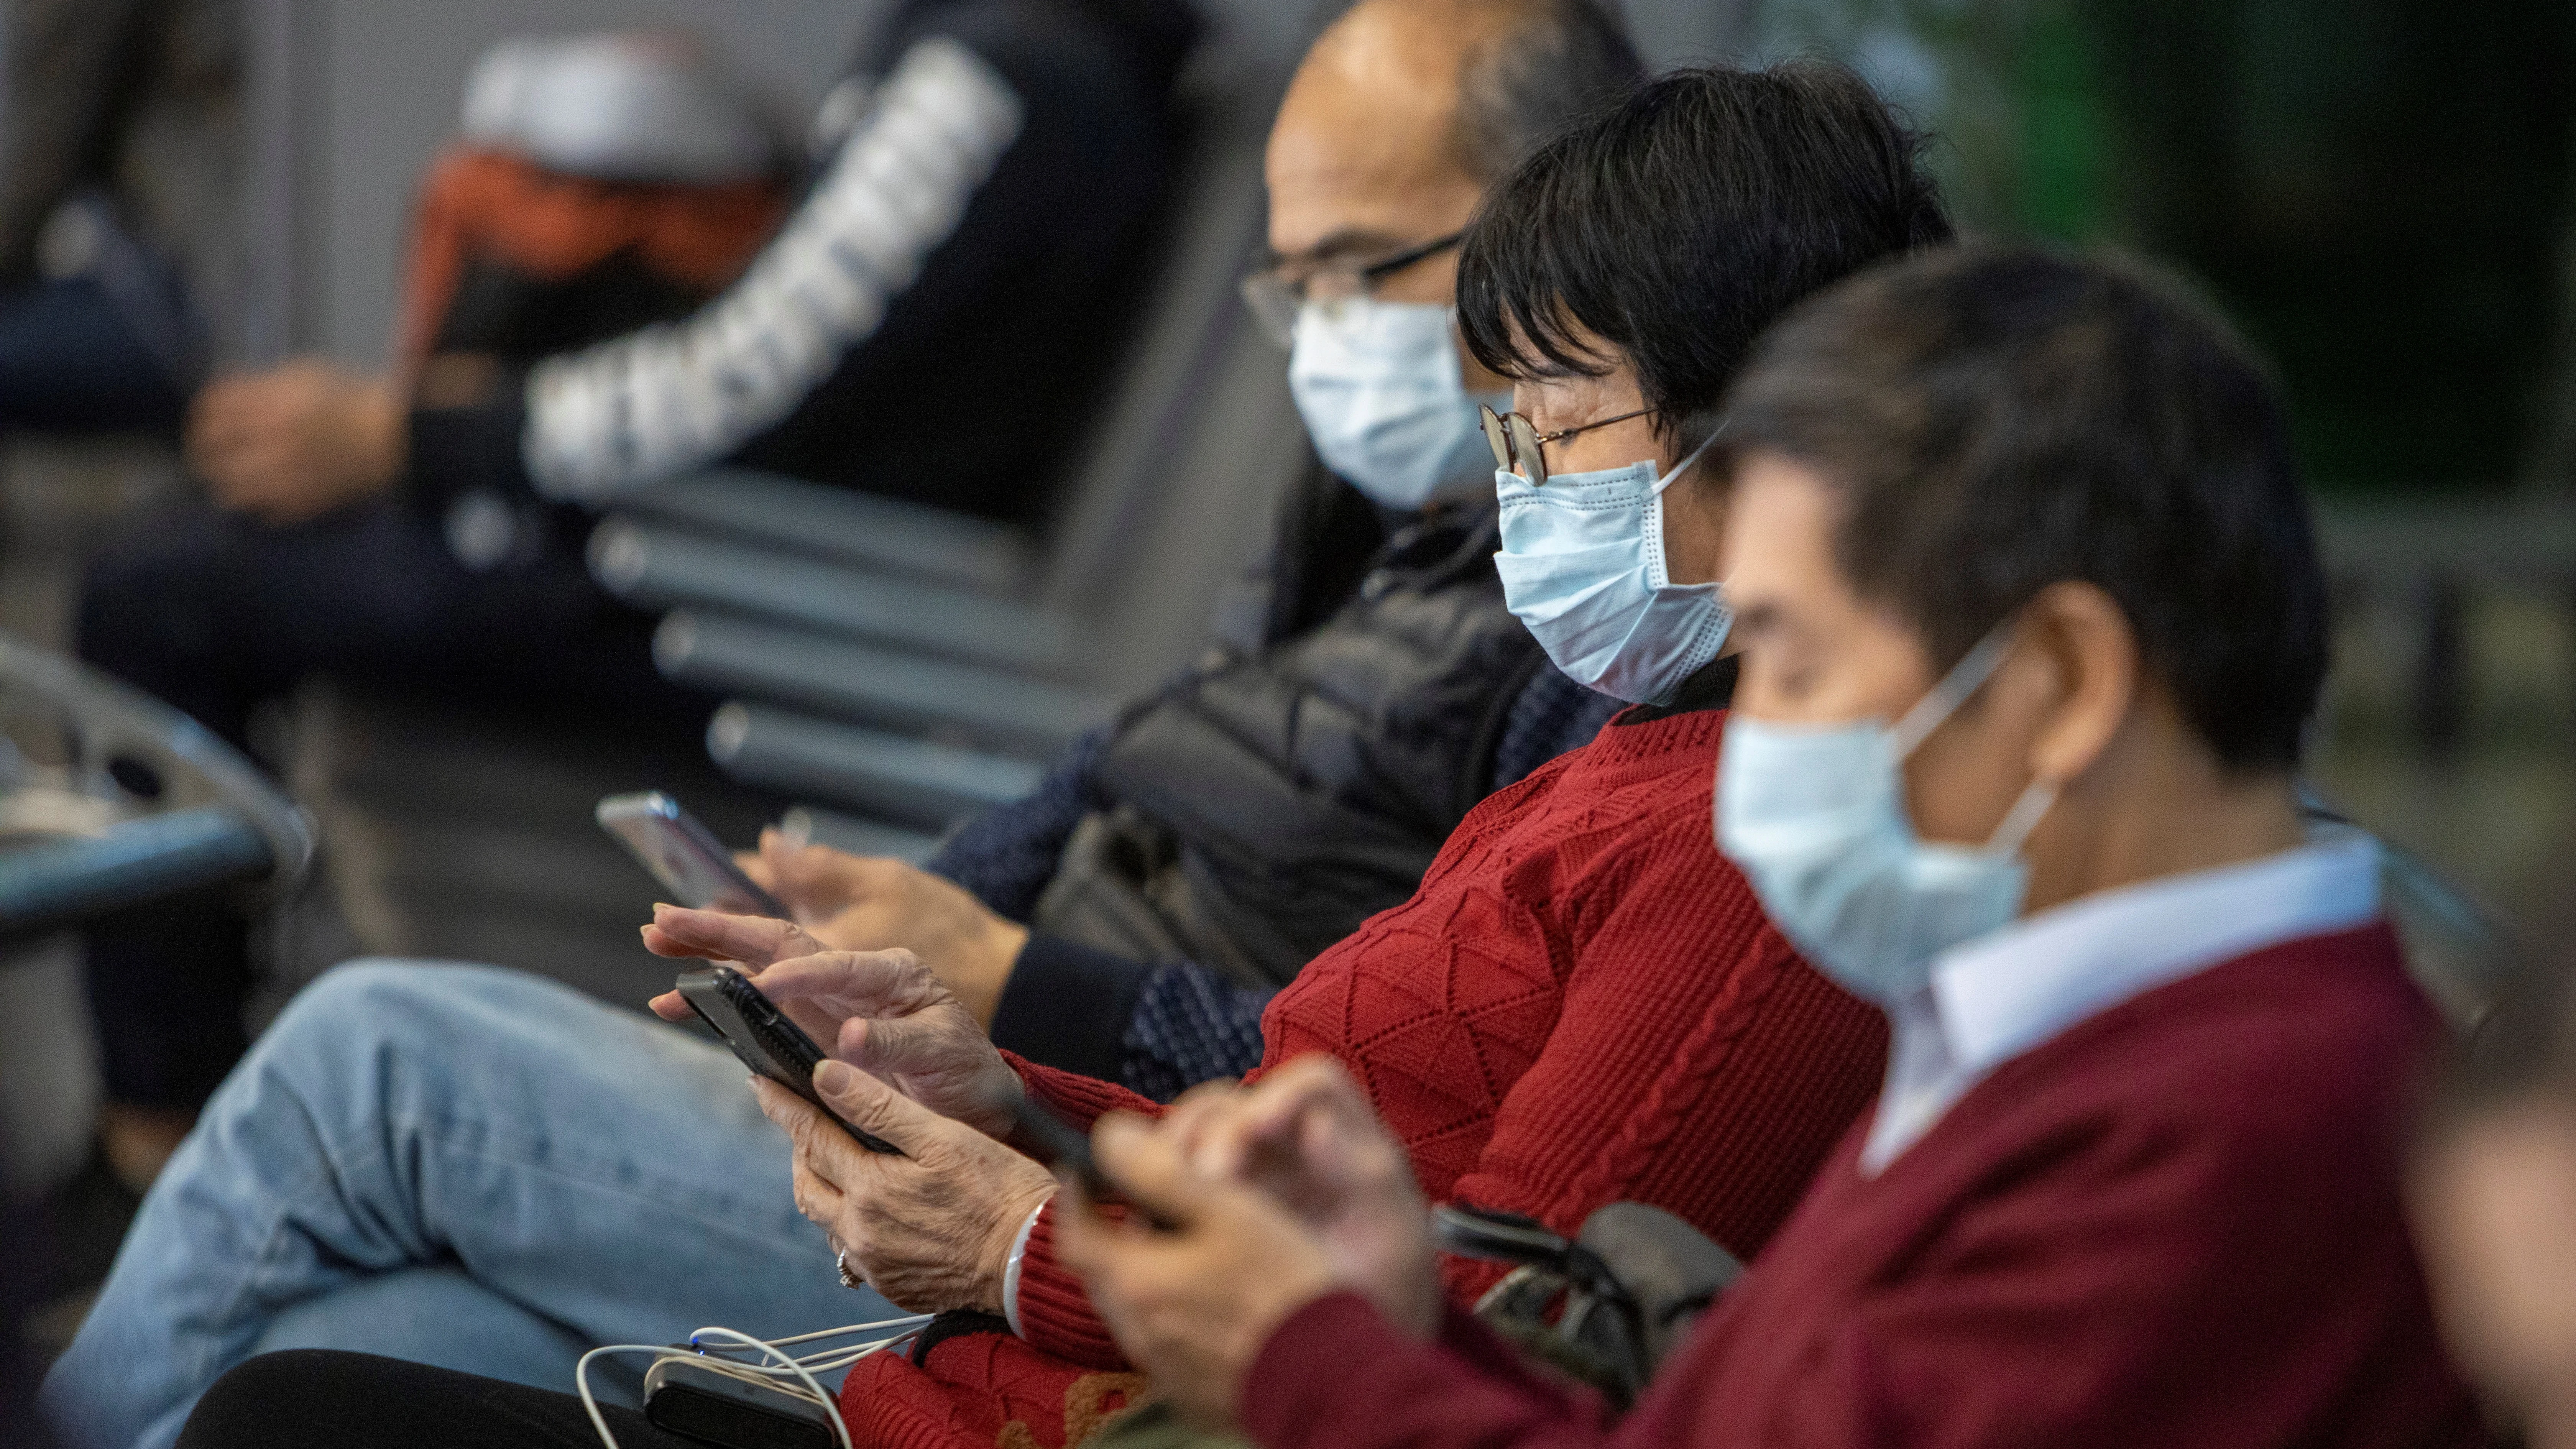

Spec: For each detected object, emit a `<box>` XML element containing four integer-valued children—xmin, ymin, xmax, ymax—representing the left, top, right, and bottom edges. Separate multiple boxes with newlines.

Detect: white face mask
<box><xmin>1288</xmin><ymin>299</ymin><xmax>1509</xmax><ymax>510</ymax></box>
<box><xmin>1715</xmin><ymin>624</ymin><xmax>2057</xmax><ymax>1006</ymax></box>
<box><xmin>1491</xmin><ymin>428</ymin><xmax>1730</xmax><ymax>706</ymax></box>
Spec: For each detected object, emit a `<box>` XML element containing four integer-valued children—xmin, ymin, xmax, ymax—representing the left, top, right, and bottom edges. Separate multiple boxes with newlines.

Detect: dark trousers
<box><xmin>0</xmin><ymin>274</ymin><xmax>187</xmax><ymax>433</ymax></box>
<box><xmin>177</xmin><ymin>1350</ymin><xmax>702</xmax><ymax>1449</ymax></box>
<box><xmin>74</xmin><ymin>494</ymin><xmax>711</xmax><ymax>1109</ymax></box>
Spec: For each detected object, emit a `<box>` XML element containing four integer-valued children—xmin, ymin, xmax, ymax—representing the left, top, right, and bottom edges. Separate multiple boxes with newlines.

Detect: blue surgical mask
<box><xmin>1492</xmin><ymin>428</ymin><xmax>1728</xmax><ymax>705</ymax></box>
<box><xmin>1715</xmin><ymin>625</ymin><xmax>2057</xmax><ymax>1006</ymax></box>
<box><xmin>1288</xmin><ymin>298</ymin><xmax>1509</xmax><ymax>510</ymax></box>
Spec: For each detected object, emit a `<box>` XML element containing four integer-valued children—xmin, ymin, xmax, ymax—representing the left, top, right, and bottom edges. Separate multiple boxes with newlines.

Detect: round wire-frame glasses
<box><xmin>1479</xmin><ymin>402</ymin><xmax>1658</xmax><ymax>488</ymax></box>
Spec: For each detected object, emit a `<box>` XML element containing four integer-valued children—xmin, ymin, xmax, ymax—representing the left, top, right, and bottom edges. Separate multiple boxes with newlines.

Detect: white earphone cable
<box><xmin>575</xmin><ymin>1312</ymin><xmax>932</xmax><ymax>1449</ymax></box>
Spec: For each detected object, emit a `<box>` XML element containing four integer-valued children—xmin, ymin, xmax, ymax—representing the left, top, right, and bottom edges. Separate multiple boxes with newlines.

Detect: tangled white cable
<box><xmin>576</xmin><ymin>1312</ymin><xmax>934</xmax><ymax>1449</ymax></box>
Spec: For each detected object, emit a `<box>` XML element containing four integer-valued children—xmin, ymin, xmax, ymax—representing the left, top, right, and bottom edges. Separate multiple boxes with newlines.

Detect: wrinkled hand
<box><xmin>1152</xmin><ymin>1056</ymin><xmax>1440</xmax><ymax>1323</ymax></box>
<box><xmin>737</xmin><ymin>831</ymin><xmax>1030</xmax><ymax>1027</ymax></box>
<box><xmin>1055</xmin><ymin>1109</ymin><xmax>1352</xmax><ymax>1429</ymax></box>
<box><xmin>756</xmin><ymin>1062</ymin><xmax>1056</xmax><ymax>1314</ymax></box>
<box><xmin>646</xmin><ymin>905</ymin><xmax>1023</xmax><ymax>1138</ymax></box>
<box><xmin>189</xmin><ymin>360</ymin><xmax>404</xmax><ymax>523</ymax></box>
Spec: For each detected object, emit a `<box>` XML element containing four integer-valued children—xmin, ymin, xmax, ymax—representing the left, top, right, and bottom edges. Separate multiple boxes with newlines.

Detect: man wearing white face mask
<box><xmin>902</xmin><ymin>0</ymin><xmax>1652</xmax><ymax>1081</ymax></box>
<box><xmin>1057</xmin><ymin>247</ymin><xmax>2477</xmax><ymax>1449</ymax></box>
<box><xmin>1267</xmin><ymin>250</ymin><xmax>1509</xmax><ymax>509</ymax></box>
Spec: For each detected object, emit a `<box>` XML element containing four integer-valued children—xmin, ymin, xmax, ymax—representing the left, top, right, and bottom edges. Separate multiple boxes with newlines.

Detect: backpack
<box><xmin>1434</xmin><ymin>1200</ymin><xmax>1745</xmax><ymax>1410</ymax></box>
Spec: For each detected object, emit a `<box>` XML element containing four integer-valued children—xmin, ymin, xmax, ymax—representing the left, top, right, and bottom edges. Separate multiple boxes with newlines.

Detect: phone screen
<box><xmin>598</xmin><ymin>791</ymin><xmax>788</xmax><ymax>917</ymax></box>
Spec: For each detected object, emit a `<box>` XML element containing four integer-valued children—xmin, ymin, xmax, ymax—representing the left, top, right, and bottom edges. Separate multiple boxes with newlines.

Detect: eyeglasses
<box><xmin>1479</xmin><ymin>403</ymin><xmax>1658</xmax><ymax>488</ymax></box>
<box><xmin>1239</xmin><ymin>231</ymin><xmax>1465</xmax><ymax>346</ymax></box>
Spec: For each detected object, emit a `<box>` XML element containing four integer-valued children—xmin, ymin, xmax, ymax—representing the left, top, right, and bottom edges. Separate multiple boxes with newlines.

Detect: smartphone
<box><xmin>1011</xmin><ymin>1095</ymin><xmax>1180</xmax><ymax>1229</ymax></box>
<box><xmin>598</xmin><ymin>791</ymin><xmax>789</xmax><ymax>917</ymax></box>
<box><xmin>644</xmin><ymin>1357</ymin><xmax>837</xmax><ymax>1449</ymax></box>
<box><xmin>1012</xmin><ymin>1095</ymin><xmax>1116</xmax><ymax>1201</ymax></box>
<box><xmin>675</xmin><ymin>964</ymin><xmax>901</xmax><ymax>1155</ymax></box>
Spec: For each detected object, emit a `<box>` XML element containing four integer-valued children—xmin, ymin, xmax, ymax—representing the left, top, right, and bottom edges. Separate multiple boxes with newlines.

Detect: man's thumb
<box><xmin>1092</xmin><ymin>1113</ymin><xmax>1220</xmax><ymax>1227</ymax></box>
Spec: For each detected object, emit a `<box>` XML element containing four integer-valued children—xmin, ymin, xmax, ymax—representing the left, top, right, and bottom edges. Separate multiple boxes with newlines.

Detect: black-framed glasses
<box><xmin>1480</xmin><ymin>403</ymin><xmax>1658</xmax><ymax>488</ymax></box>
<box><xmin>1239</xmin><ymin>231</ymin><xmax>1465</xmax><ymax>346</ymax></box>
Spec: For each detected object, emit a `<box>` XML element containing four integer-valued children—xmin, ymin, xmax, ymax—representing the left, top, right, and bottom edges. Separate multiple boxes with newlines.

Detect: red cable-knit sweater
<box><xmin>838</xmin><ymin>707</ymin><xmax>1888</xmax><ymax>1449</ymax></box>
<box><xmin>1239</xmin><ymin>924</ymin><xmax>2482</xmax><ymax>1449</ymax></box>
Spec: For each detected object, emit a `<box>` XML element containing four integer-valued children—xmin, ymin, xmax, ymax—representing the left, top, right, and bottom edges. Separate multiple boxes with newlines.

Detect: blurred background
<box><xmin>1753</xmin><ymin>0</ymin><xmax>2576</xmax><ymax>950</ymax></box>
<box><xmin>0</xmin><ymin>0</ymin><xmax>2569</xmax><ymax>1431</ymax></box>
<box><xmin>6</xmin><ymin>0</ymin><xmax>2554</xmax><ymax>928</ymax></box>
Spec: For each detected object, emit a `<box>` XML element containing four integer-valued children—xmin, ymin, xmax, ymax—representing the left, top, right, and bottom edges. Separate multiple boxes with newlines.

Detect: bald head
<box><xmin>1263</xmin><ymin>0</ymin><xmax>1638</xmax><ymax>281</ymax></box>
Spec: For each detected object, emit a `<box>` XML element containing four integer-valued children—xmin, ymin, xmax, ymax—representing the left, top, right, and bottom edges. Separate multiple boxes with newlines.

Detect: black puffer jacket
<box><xmin>1045</xmin><ymin>467</ymin><xmax>1549</xmax><ymax>986</ymax></box>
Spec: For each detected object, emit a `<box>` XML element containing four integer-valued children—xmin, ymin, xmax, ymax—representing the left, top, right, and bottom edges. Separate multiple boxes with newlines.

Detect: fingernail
<box><xmin>814</xmin><ymin>1060</ymin><xmax>853</xmax><ymax>1095</ymax></box>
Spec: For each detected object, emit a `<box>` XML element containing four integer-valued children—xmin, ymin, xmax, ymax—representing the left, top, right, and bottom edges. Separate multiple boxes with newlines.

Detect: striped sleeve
<box><xmin>518</xmin><ymin>36</ymin><xmax>1023</xmax><ymax>501</ymax></box>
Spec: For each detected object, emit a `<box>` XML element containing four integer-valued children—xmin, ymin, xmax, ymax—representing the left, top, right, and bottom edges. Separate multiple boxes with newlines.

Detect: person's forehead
<box><xmin>1723</xmin><ymin>452</ymin><xmax>1845</xmax><ymax>598</ymax></box>
<box><xmin>1263</xmin><ymin>23</ymin><xmax>1471</xmax><ymax>251</ymax></box>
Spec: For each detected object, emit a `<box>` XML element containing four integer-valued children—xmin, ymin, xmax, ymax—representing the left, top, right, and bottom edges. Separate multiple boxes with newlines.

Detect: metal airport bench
<box><xmin>0</xmin><ymin>636</ymin><xmax>314</xmax><ymax>943</ymax></box>
<box><xmin>243</xmin><ymin>39</ymin><xmax>1313</xmax><ymax>1006</ymax></box>
<box><xmin>587</xmin><ymin>56</ymin><xmax>1311</xmax><ymax>846</ymax></box>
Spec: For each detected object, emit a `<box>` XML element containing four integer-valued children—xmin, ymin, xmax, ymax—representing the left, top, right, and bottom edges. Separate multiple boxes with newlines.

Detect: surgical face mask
<box><xmin>1492</xmin><ymin>428</ymin><xmax>1729</xmax><ymax>705</ymax></box>
<box><xmin>1715</xmin><ymin>624</ymin><xmax>2057</xmax><ymax>1006</ymax></box>
<box><xmin>1289</xmin><ymin>298</ymin><xmax>1508</xmax><ymax>510</ymax></box>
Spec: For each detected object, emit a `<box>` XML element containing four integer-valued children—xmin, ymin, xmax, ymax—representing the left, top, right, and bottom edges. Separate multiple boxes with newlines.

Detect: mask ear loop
<box><xmin>1886</xmin><ymin>619</ymin><xmax>2060</xmax><ymax>859</ymax></box>
<box><xmin>1642</xmin><ymin>421</ymin><xmax>1733</xmax><ymax>601</ymax></box>
<box><xmin>1889</xmin><ymin>623</ymin><xmax>2018</xmax><ymax>759</ymax></box>
<box><xmin>1648</xmin><ymin>419</ymin><xmax>1729</xmax><ymax>497</ymax></box>
<box><xmin>1983</xmin><ymin>777</ymin><xmax>2057</xmax><ymax>858</ymax></box>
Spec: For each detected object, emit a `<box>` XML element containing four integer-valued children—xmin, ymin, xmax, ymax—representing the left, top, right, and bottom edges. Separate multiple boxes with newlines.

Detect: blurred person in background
<box><xmin>160</xmin><ymin>57</ymin><xmax>1953</xmax><ymax>1449</ymax></box>
<box><xmin>2412</xmin><ymin>950</ymin><xmax>2576</xmax><ymax>1446</ymax></box>
<box><xmin>4</xmin><ymin>1124</ymin><xmax>62</xmax><ymax>1449</ymax></box>
<box><xmin>67</xmin><ymin>0</ymin><xmax>1197</xmax><ymax>1193</ymax></box>
<box><xmin>0</xmin><ymin>0</ymin><xmax>235</xmax><ymax>435</ymax></box>
<box><xmin>43</xmin><ymin>3</ymin><xmax>1658</xmax><ymax>1445</ymax></box>
<box><xmin>1055</xmin><ymin>246</ymin><xmax>2482</xmax><ymax>1449</ymax></box>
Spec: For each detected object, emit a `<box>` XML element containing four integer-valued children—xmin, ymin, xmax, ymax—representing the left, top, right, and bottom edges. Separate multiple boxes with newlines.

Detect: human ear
<box><xmin>2014</xmin><ymin>580</ymin><xmax>2137</xmax><ymax>789</ymax></box>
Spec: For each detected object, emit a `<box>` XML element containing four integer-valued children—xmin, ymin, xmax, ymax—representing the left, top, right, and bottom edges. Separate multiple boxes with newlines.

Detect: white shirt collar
<box><xmin>1858</xmin><ymin>825</ymin><xmax>2384</xmax><ymax>1174</ymax></box>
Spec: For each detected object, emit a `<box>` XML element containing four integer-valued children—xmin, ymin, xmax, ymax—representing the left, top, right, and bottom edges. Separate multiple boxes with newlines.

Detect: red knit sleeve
<box><xmin>996</xmin><ymin>1051</ymin><xmax>1168</xmax><ymax>1366</ymax></box>
<box><xmin>1001</xmin><ymin>1050</ymin><xmax>1163</xmax><ymax>1132</ymax></box>
<box><xmin>1433</xmin><ymin>802</ymin><xmax>1884</xmax><ymax>1301</ymax></box>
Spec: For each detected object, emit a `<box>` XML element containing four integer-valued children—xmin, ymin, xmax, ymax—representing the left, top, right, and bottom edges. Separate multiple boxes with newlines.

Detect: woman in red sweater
<box><xmin>165</xmin><ymin>52</ymin><xmax>1951</xmax><ymax>1449</ymax></box>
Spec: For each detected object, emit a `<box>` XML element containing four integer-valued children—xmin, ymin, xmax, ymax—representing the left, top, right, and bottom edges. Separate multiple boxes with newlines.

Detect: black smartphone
<box><xmin>1012</xmin><ymin>1095</ymin><xmax>1116</xmax><ymax>1201</ymax></box>
<box><xmin>675</xmin><ymin>964</ymin><xmax>901</xmax><ymax>1155</ymax></box>
<box><xmin>598</xmin><ymin>791</ymin><xmax>790</xmax><ymax>918</ymax></box>
<box><xmin>1011</xmin><ymin>1096</ymin><xmax>1182</xmax><ymax>1229</ymax></box>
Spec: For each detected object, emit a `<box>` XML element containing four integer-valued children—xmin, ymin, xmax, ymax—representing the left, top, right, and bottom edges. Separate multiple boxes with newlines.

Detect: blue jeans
<box><xmin>41</xmin><ymin>961</ymin><xmax>892</xmax><ymax>1449</ymax></box>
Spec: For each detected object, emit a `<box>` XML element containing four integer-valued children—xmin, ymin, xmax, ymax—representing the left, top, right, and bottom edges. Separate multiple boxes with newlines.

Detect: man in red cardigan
<box><xmin>1058</xmin><ymin>246</ymin><xmax>2484</xmax><ymax>1448</ymax></box>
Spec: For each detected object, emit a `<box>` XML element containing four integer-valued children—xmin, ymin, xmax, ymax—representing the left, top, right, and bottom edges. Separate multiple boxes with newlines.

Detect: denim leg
<box><xmin>71</xmin><ymin>497</ymin><xmax>711</xmax><ymax>1112</ymax></box>
<box><xmin>42</xmin><ymin>961</ymin><xmax>886</xmax><ymax>1449</ymax></box>
<box><xmin>245</xmin><ymin>1265</ymin><xmax>592</xmax><ymax>1392</ymax></box>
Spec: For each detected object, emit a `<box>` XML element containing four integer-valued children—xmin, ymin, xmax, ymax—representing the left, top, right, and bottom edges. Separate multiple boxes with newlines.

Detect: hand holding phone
<box><xmin>675</xmin><ymin>964</ymin><xmax>901</xmax><ymax>1155</ymax></box>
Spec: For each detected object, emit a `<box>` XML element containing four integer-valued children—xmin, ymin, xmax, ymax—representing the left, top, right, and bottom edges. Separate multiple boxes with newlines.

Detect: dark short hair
<box><xmin>1723</xmin><ymin>246</ymin><xmax>2330</xmax><ymax>773</ymax></box>
<box><xmin>1451</xmin><ymin>0</ymin><xmax>1643</xmax><ymax>182</ymax></box>
<box><xmin>1456</xmin><ymin>61</ymin><xmax>1952</xmax><ymax>442</ymax></box>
